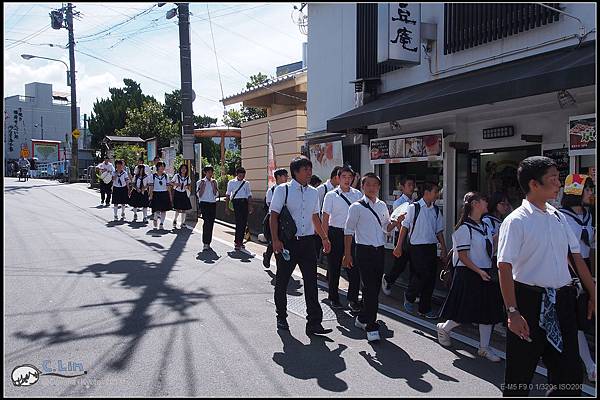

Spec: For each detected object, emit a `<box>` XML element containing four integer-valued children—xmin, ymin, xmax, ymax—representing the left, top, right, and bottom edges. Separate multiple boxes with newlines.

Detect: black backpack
<box><xmin>277</xmin><ymin>185</ymin><xmax>297</xmax><ymax>242</ymax></box>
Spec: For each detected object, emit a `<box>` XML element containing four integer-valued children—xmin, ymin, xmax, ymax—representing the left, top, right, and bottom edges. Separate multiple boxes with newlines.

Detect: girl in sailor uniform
<box><xmin>129</xmin><ymin>164</ymin><xmax>151</xmax><ymax>223</ymax></box>
<box><xmin>437</xmin><ymin>192</ymin><xmax>504</xmax><ymax>362</ymax></box>
<box><xmin>170</xmin><ymin>164</ymin><xmax>192</xmax><ymax>229</ymax></box>
<box><xmin>111</xmin><ymin>159</ymin><xmax>131</xmax><ymax>221</ymax></box>
<box><xmin>148</xmin><ymin>161</ymin><xmax>172</xmax><ymax>230</ymax></box>
<box><xmin>482</xmin><ymin>192</ymin><xmax>512</xmax><ymax>266</ymax></box>
<box><xmin>560</xmin><ymin>174</ymin><xmax>596</xmax><ymax>382</ymax></box>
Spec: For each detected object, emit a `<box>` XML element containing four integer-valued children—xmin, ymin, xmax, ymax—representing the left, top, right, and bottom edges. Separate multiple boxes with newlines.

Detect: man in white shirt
<box><xmin>383</xmin><ymin>176</ymin><xmax>416</xmax><ymax>296</ymax></box>
<box><xmin>96</xmin><ymin>156</ymin><xmax>115</xmax><ymax>207</ymax></box>
<box><xmin>343</xmin><ymin>173</ymin><xmax>402</xmax><ymax>342</ymax></box>
<box><xmin>262</xmin><ymin>168</ymin><xmax>289</xmax><ymax>268</ymax></box>
<box><xmin>497</xmin><ymin>156</ymin><xmax>595</xmax><ymax>397</ymax></box>
<box><xmin>315</xmin><ymin>166</ymin><xmax>342</xmax><ymax>267</ymax></box>
<box><xmin>197</xmin><ymin>165</ymin><xmax>219</xmax><ymax>251</ymax></box>
<box><xmin>270</xmin><ymin>156</ymin><xmax>333</xmax><ymax>336</ymax></box>
<box><xmin>226</xmin><ymin>167</ymin><xmax>254</xmax><ymax>255</ymax></box>
<box><xmin>322</xmin><ymin>165</ymin><xmax>363</xmax><ymax>311</ymax></box>
<box><xmin>393</xmin><ymin>182</ymin><xmax>448</xmax><ymax>319</ymax></box>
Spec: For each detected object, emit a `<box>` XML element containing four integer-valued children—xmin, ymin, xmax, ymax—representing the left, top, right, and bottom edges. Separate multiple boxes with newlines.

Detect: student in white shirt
<box><xmin>437</xmin><ymin>192</ymin><xmax>504</xmax><ymax>362</ymax></box>
<box><xmin>170</xmin><ymin>164</ymin><xmax>192</xmax><ymax>230</ymax></box>
<box><xmin>262</xmin><ymin>168</ymin><xmax>289</xmax><ymax>268</ymax></box>
<box><xmin>148</xmin><ymin>161</ymin><xmax>172</xmax><ymax>230</ymax></box>
<box><xmin>96</xmin><ymin>156</ymin><xmax>114</xmax><ymax>206</ymax></box>
<box><xmin>383</xmin><ymin>176</ymin><xmax>416</xmax><ymax>296</ymax></box>
<box><xmin>137</xmin><ymin>156</ymin><xmax>151</xmax><ymax>175</ymax></box>
<box><xmin>128</xmin><ymin>163</ymin><xmax>151</xmax><ymax>223</ymax></box>
<box><xmin>197</xmin><ymin>165</ymin><xmax>219</xmax><ymax>251</ymax></box>
<box><xmin>317</xmin><ymin>166</ymin><xmax>342</xmax><ymax>214</ymax></box>
<box><xmin>498</xmin><ymin>156</ymin><xmax>595</xmax><ymax>396</ymax></box>
<box><xmin>322</xmin><ymin>165</ymin><xmax>363</xmax><ymax>311</ymax></box>
<box><xmin>269</xmin><ymin>156</ymin><xmax>333</xmax><ymax>336</ymax></box>
<box><xmin>343</xmin><ymin>173</ymin><xmax>402</xmax><ymax>342</ymax></box>
<box><xmin>482</xmin><ymin>192</ymin><xmax>512</xmax><ymax>264</ymax></box>
<box><xmin>393</xmin><ymin>182</ymin><xmax>448</xmax><ymax>319</ymax></box>
<box><xmin>559</xmin><ymin>173</ymin><xmax>596</xmax><ymax>382</ymax></box>
<box><xmin>111</xmin><ymin>159</ymin><xmax>131</xmax><ymax>221</ymax></box>
<box><xmin>226</xmin><ymin>167</ymin><xmax>254</xmax><ymax>255</ymax></box>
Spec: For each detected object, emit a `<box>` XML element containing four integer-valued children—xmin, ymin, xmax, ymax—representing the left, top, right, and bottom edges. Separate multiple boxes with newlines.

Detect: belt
<box><xmin>356</xmin><ymin>243</ymin><xmax>384</xmax><ymax>250</ymax></box>
<box><xmin>232</xmin><ymin>198</ymin><xmax>248</xmax><ymax>201</ymax></box>
<box><xmin>515</xmin><ymin>281</ymin><xmax>574</xmax><ymax>294</ymax></box>
<box><xmin>294</xmin><ymin>235</ymin><xmax>315</xmax><ymax>241</ymax></box>
<box><xmin>329</xmin><ymin>226</ymin><xmax>344</xmax><ymax>231</ymax></box>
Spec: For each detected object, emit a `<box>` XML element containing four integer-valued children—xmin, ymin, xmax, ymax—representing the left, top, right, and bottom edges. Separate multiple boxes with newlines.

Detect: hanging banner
<box><xmin>568</xmin><ymin>114</ymin><xmax>596</xmax><ymax>156</ymax></box>
<box><xmin>370</xmin><ymin>129</ymin><xmax>443</xmax><ymax>164</ymax></box>
<box><xmin>161</xmin><ymin>146</ymin><xmax>176</xmax><ymax>177</ymax></box>
<box><xmin>267</xmin><ymin>121</ymin><xmax>276</xmax><ymax>187</ymax></box>
<box><xmin>309</xmin><ymin>140</ymin><xmax>344</xmax><ymax>181</ymax></box>
<box><xmin>377</xmin><ymin>3</ymin><xmax>421</xmax><ymax>65</ymax></box>
<box><xmin>146</xmin><ymin>138</ymin><xmax>157</xmax><ymax>163</ymax></box>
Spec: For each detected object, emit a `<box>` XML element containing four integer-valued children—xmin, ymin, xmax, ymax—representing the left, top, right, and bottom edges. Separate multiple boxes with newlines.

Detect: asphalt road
<box><xmin>4</xmin><ymin>178</ymin><xmax>561</xmax><ymax>397</ymax></box>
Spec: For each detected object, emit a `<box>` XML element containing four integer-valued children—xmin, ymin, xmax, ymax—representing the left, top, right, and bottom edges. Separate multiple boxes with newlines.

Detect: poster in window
<box><xmin>309</xmin><ymin>140</ymin><xmax>344</xmax><ymax>181</ymax></box>
<box><xmin>568</xmin><ymin>114</ymin><xmax>596</xmax><ymax>156</ymax></box>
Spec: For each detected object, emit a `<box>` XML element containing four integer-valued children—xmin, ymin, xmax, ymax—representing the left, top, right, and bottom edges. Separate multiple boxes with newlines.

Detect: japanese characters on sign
<box><xmin>568</xmin><ymin>114</ymin><xmax>596</xmax><ymax>156</ymax></box>
<box><xmin>378</xmin><ymin>3</ymin><xmax>421</xmax><ymax>65</ymax></box>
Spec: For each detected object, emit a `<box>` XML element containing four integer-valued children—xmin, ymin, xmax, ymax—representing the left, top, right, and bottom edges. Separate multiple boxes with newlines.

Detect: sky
<box><xmin>3</xmin><ymin>2</ymin><xmax>307</xmax><ymax>124</ymax></box>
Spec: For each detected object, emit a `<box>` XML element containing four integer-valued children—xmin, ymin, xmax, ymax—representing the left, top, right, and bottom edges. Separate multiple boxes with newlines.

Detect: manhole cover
<box><xmin>267</xmin><ymin>294</ymin><xmax>338</xmax><ymax>321</ymax></box>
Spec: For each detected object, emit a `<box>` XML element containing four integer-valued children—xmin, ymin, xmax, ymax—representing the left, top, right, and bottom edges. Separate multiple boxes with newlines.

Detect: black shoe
<box><xmin>306</xmin><ymin>324</ymin><xmax>333</xmax><ymax>336</ymax></box>
<box><xmin>262</xmin><ymin>254</ymin><xmax>270</xmax><ymax>268</ymax></box>
<box><xmin>348</xmin><ymin>301</ymin><xmax>362</xmax><ymax>313</ymax></box>
<box><xmin>277</xmin><ymin>318</ymin><xmax>289</xmax><ymax>331</ymax></box>
<box><xmin>329</xmin><ymin>299</ymin><xmax>344</xmax><ymax>310</ymax></box>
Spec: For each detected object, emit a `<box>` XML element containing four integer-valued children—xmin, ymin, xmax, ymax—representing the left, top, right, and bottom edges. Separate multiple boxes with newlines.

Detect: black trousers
<box><xmin>385</xmin><ymin>231</ymin><xmax>411</xmax><ymax>285</ymax></box>
<box><xmin>232</xmin><ymin>199</ymin><xmax>249</xmax><ymax>246</ymax></box>
<box><xmin>406</xmin><ymin>244</ymin><xmax>438</xmax><ymax>314</ymax></box>
<box><xmin>200</xmin><ymin>202</ymin><xmax>216</xmax><ymax>245</ymax></box>
<box><xmin>327</xmin><ymin>227</ymin><xmax>360</xmax><ymax>303</ymax></box>
<box><xmin>264</xmin><ymin>242</ymin><xmax>274</xmax><ymax>262</ymax></box>
<box><xmin>100</xmin><ymin>181</ymin><xmax>112</xmax><ymax>204</ymax></box>
<box><xmin>356</xmin><ymin>244</ymin><xmax>385</xmax><ymax>331</ymax></box>
<box><xmin>503</xmin><ymin>282</ymin><xmax>582</xmax><ymax>397</ymax></box>
<box><xmin>274</xmin><ymin>236</ymin><xmax>323</xmax><ymax>327</ymax></box>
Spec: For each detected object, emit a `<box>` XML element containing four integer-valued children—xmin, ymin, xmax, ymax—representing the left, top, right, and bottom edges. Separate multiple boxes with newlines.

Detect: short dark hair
<box><xmin>274</xmin><ymin>168</ymin><xmax>288</xmax><ymax>179</ymax></box>
<box><xmin>203</xmin><ymin>165</ymin><xmax>214</xmax><ymax>173</ymax></box>
<box><xmin>235</xmin><ymin>167</ymin><xmax>246</xmax><ymax>174</ymax></box>
<box><xmin>400</xmin><ymin>176</ymin><xmax>416</xmax><ymax>186</ymax></box>
<box><xmin>155</xmin><ymin>161</ymin><xmax>166</xmax><ymax>169</ymax></box>
<box><xmin>290</xmin><ymin>156</ymin><xmax>313</xmax><ymax>179</ymax></box>
<box><xmin>337</xmin><ymin>165</ymin><xmax>355</xmax><ymax>178</ymax></box>
<box><xmin>104</xmin><ymin>155</ymin><xmax>109</xmax><ymax>160</ymax></box>
<box><xmin>361</xmin><ymin>172</ymin><xmax>382</xmax><ymax>187</ymax></box>
<box><xmin>154</xmin><ymin>156</ymin><xmax>161</xmax><ymax>161</ymax></box>
<box><xmin>330</xmin><ymin>166</ymin><xmax>343</xmax><ymax>179</ymax></box>
<box><xmin>517</xmin><ymin>156</ymin><xmax>557</xmax><ymax>194</ymax></box>
<box><xmin>178</xmin><ymin>163</ymin><xmax>188</xmax><ymax>176</ymax></box>
<box><xmin>423</xmin><ymin>181</ymin><xmax>439</xmax><ymax>193</ymax></box>
<box><xmin>310</xmin><ymin>175</ymin><xmax>322</xmax><ymax>187</ymax></box>
<box><xmin>115</xmin><ymin>159</ymin><xmax>124</xmax><ymax>166</ymax></box>
<box><xmin>487</xmin><ymin>191</ymin><xmax>509</xmax><ymax>214</ymax></box>
<box><xmin>138</xmin><ymin>156</ymin><xmax>144</xmax><ymax>162</ymax></box>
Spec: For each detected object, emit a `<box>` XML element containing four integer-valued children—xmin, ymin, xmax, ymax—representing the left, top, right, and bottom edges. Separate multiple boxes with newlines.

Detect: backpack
<box><xmin>277</xmin><ymin>185</ymin><xmax>298</xmax><ymax>242</ymax></box>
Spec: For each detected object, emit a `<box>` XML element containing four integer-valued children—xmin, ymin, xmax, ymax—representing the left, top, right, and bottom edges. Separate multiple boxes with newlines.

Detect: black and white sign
<box><xmin>378</xmin><ymin>3</ymin><xmax>421</xmax><ymax>65</ymax></box>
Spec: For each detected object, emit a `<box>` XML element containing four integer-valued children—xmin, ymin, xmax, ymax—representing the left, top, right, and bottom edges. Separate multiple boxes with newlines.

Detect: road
<box><xmin>4</xmin><ymin>178</ymin><xmax>573</xmax><ymax>396</ymax></box>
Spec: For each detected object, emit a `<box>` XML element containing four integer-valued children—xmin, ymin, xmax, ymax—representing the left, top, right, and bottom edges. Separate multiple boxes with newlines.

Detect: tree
<box><xmin>246</xmin><ymin>72</ymin><xmax>269</xmax><ymax>90</ymax></box>
<box><xmin>113</xmin><ymin>144</ymin><xmax>146</xmax><ymax>173</ymax></box>
<box><xmin>115</xmin><ymin>99</ymin><xmax>179</xmax><ymax>149</ymax></box>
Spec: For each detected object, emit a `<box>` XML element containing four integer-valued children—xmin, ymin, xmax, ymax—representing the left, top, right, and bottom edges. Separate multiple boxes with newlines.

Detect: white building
<box><xmin>4</xmin><ymin>82</ymin><xmax>81</xmax><ymax>162</ymax></box>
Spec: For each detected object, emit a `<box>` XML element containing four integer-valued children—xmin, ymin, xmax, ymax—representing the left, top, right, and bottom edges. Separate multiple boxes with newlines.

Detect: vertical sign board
<box><xmin>146</xmin><ymin>138</ymin><xmax>157</xmax><ymax>163</ymax></box>
<box><xmin>194</xmin><ymin>143</ymin><xmax>202</xmax><ymax>177</ymax></box>
<box><xmin>378</xmin><ymin>3</ymin><xmax>421</xmax><ymax>65</ymax></box>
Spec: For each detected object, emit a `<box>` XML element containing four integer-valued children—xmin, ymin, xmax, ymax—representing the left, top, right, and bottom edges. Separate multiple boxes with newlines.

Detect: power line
<box><xmin>5</xmin><ymin>24</ymin><xmax>52</xmax><ymax>51</ymax></box>
<box><xmin>77</xmin><ymin>4</ymin><xmax>157</xmax><ymax>40</ymax></box>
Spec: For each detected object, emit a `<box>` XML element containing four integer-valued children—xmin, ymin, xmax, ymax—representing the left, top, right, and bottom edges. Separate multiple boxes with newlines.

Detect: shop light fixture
<box><xmin>480</xmin><ymin>152</ymin><xmax>495</xmax><ymax>156</ymax></box>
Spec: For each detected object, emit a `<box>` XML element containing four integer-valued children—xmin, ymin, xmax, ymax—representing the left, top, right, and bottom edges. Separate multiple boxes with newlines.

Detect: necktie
<box><xmin>539</xmin><ymin>288</ymin><xmax>563</xmax><ymax>353</ymax></box>
<box><xmin>581</xmin><ymin>228</ymin><xmax>590</xmax><ymax>247</ymax></box>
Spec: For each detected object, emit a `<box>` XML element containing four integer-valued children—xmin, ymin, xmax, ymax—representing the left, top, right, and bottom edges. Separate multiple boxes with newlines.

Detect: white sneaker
<box><xmin>354</xmin><ymin>316</ymin><xmax>367</xmax><ymax>331</ymax></box>
<box><xmin>367</xmin><ymin>330</ymin><xmax>381</xmax><ymax>342</ymax></box>
<box><xmin>437</xmin><ymin>323</ymin><xmax>452</xmax><ymax>347</ymax></box>
<box><xmin>239</xmin><ymin>247</ymin><xmax>255</xmax><ymax>256</ymax></box>
<box><xmin>381</xmin><ymin>275</ymin><xmax>392</xmax><ymax>296</ymax></box>
<box><xmin>478</xmin><ymin>347</ymin><xmax>501</xmax><ymax>362</ymax></box>
<box><xmin>114</xmin><ymin>215</ymin><xmax>118</xmax><ymax>221</ymax></box>
<box><xmin>587</xmin><ymin>367</ymin><xmax>596</xmax><ymax>382</ymax></box>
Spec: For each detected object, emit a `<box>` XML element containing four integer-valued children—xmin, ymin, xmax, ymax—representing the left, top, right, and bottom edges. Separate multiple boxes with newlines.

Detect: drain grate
<box><xmin>267</xmin><ymin>293</ymin><xmax>338</xmax><ymax>321</ymax></box>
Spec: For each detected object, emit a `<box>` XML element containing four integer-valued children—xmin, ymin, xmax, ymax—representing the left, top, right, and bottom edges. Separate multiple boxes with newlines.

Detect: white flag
<box><xmin>267</xmin><ymin>121</ymin><xmax>276</xmax><ymax>187</ymax></box>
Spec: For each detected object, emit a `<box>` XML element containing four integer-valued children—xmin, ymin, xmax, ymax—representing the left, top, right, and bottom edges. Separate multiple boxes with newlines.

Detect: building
<box><xmin>4</xmin><ymin>82</ymin><xmax>81</xmax><ymax>163</ymax></box>
<box><xmin>308</xmin><ymin>4</ymin><xmax>596</xmax><ymax>290</ymax></box>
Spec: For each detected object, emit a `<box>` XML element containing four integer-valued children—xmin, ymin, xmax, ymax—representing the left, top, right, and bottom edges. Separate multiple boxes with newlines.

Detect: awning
<box><xmin>327</xmin><ymin>40</ymin><xmax>595</xmax><ymax>132</ymax></box>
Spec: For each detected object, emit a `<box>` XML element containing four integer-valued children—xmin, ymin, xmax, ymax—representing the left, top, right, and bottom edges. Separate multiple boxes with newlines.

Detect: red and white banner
<box><xmin>267</xmin><ymin>121</ymin><xmax>276</xmax><ymax>187</ymax></box>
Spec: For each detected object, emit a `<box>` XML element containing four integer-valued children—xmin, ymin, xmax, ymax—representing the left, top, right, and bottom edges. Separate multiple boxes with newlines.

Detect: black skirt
<box><xmin>111</xmin><ymin>186</ymin><xmax>129</xmax><ymax>205</ymax></box>
<box><xmin>151</xmin><ymin>191</ymin><xmax>172</xmax><ymax>213</ymax></box>
<box><xmin>172</xmin><ymin>190</ymin><xmax>192</xmax><ymax>210</ymax></box>
<box><xmin>129</xmin><ymin>189</ymin><xmax>149</xmax><ymax>208</ymax></box>
<box><xmin>439</xmin><ymin>266</ymin><xmax>504</xmax><ymax>324</ymax></box>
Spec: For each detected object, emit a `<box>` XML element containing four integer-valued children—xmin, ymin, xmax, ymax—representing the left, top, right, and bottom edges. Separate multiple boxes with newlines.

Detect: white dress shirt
<box><xmin>401</xmin><ymin>198</ymin><xmax>444</xmax><ymax>245</ymax></box>
<box><xmin>560</xmin><ymin>207</ymin><xmax>594</xmax><ymax>259</ymax></box>
<box><xmin>226</xmin><ymin>178</ymin><xmax>252</xmax><ymax>199</ymax></box>
<box><xmin>197</xmin><ymin>178</ymin><xmax>218</xmax><ymax>203</ymax></box>
<box><xmin>265</xmin><ymin>185</ymin><xmax>277</xmax><ymax>207</ymax></box>
<box><xmin>393</xmin><ymin>193</ymin><xmax>412</xmax><ymax>210</ymax></box>
<box><xmin>149</xmin><ymin>173</ymin><xmax>169</xmax><ymax>192</ymax></box>
<box><xmin>498</xmin><ymin>199</ymin><xmax>581</xmax><ymax>289</ymax></box>
<box><xmin>322</xmin><ymin>187</ymin><xmax>363</xmax><ymax>229</ymax></box>
<box><xmin>270</xmin><ymin>179</ymin><xmax>320</xmax><ymax>237</ymax></box>
<box><xmin>452</xmin><ymin>221</ymin><xmax>493</xmax><ymax>269</ymax></box>
<box><xmin>171</xmin><ymin>174</ymin><xmax>191</xmax><ymax>193</ymax></box>
<box><xmin>317</xmin><ymin>180</ymin><xmax>336</xmax><ymax>214</ymax></box>
<box><xmin>344</xmin><ymin>195</ymin><xmax>391</xmax><ymax>247</ymax></box>
<box><xmin>96</xmin><ymin>162</ymin><xmax>114</xmax><ymax>173</ymax></box>
<box><xmin>112</xmin><ymin>170</ymin><xmax>130</xmax><ymax>188</ymax></box>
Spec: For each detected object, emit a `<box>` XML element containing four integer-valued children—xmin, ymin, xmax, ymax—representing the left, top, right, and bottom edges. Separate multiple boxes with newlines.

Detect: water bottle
<box><xmin>282</xmin><ymin>248</ymin><xmax>291</xmax><ymax>261</ymax></box>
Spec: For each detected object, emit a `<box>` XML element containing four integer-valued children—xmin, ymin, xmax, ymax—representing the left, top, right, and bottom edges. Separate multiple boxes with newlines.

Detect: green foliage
<box><xmin>224</xmin><ymin>149</ymin><xmax>241</xmax><ymax>175</ymax></box>
<box><xmin>246</xmin><ymin>72</ymin><xmax>270</xmax><ymax>89</ymax></box>
<box><xmin>115</xmin><ymin>99</ymin><xmax>179</xmax><ymax>149</ymax></box>
<box><xmin>174</xmin><ymin>154</ymin><xmax>184</xmax><ymax>172</ymax></box>
<box><xmin>112</xmin><ymin>144</ymin><xmax>146</xmax><ymax>172</ymax></box>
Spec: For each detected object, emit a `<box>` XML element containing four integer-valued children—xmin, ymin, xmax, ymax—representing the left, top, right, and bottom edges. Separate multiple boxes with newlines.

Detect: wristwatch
<box><xmin>507</xmin><ymin>306</ymin><xmax>519</xmax><ymax>315</ymax></box>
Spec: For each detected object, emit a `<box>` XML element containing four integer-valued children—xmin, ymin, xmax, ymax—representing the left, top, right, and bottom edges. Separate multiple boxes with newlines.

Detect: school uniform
<box><xmin>498</xmin><ymin>199</ymin><xmax>583</xmax><ymax>397</ymax></box>
<box><xmin>129</xmin><ymin>174</ymin><xmax>151</xmax><ymax>208</ymax></box>
<box><xmin>111</xmin><ymin>170</ymin><xmax>130</xmax><ymax>205</ymax></box>
<box><xmin>385</xmin><ymin>194</ymin><xmax>414</xmax><ymax>287</ymax></box>
<box><xmin>227</xmin><ymin>178</ymin><xmax>253</xmax><ymax>247</ymax></box>
<box><xmin>440</xmin><ymin>218</ymin><xmax>504</xmax><ymax>324</ymax></box>
<box><xmin>316</xmin><ymin>180</ymin><xmax>336</xmax><ymax>261</ymax></box>
<box><xmin>96</xmin><ymin>162</ymin><xmax>114</xmax><ymax>205</ymax></box>
<box><xmin>197</xmin><ymin>178</ymin><xmax>218</xmax><ymax>245</ymax></box>
<box><xmin>401</xmin><ymin>198</ymin><xmax>445</xmax><ymax>314</ymax></box>
<box><xmin>269</xmin><ymin>179</ymin><xmax>323</xmax><ymax>329</ymax></box>
<box><xmin>149</xmin><ymin>173</ymin><xmax>172</xmax><ymax>213</ymax></box>
<box><xmin>171</xmin><ymin>174</ymin><xmax>192</xmax><ymax>211</ymax></box>
<box><xmin>344</xmin><ymin>195</ymin><xmax>391</xmax><ymax>332</ymax></box>
<box><xmin>263</xmin><ymin>185</ymin><xmax>279</xmax><ymax>263</ymax></box>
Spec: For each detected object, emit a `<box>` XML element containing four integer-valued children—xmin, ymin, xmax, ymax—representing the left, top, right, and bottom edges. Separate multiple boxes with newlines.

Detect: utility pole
<box><xmin>66</xmin><ymin>3</ymin><xmax>79</xmax><ymax>183</ymax></box>
<box><xmin>41</xmin><ymin>116</ymin><xmax>44</xmax><ymax>140</ymax></box>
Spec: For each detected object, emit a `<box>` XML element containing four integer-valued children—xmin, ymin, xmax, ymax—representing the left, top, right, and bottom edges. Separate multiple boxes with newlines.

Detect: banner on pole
<box><xmin>267</xmin><ymin>121</ymin><xmax>276</xmax><ymax>188</ymax></box>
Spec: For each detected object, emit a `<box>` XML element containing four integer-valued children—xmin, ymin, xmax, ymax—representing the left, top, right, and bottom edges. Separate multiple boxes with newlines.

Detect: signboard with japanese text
<box><xmin>378</xmin><ymin>3</ymin><xmax>421</xmax><ymax>65</ymax></box>
<box><xmin>370</xmin><ymin>129</ymin><xmax>443</xmax><ymax>165</ymax></box>
<box><xmin>161</xmin><ymin>146</ymin><xmax>176</xmax><ymax>178</ymax></box>
<box><xmin>568</xmin><ymin>114</ymin><xmax>596</xmax><ymax>156</ymax></box>
<box><xmin>146</xmin><ymin>138</ymin><xmax>157</xmax><ymax>163</ymax></box>
<box><xmin>309</xmin><ymin>140</ymin><xmax>344</xmax><ymax>181</ymax></box>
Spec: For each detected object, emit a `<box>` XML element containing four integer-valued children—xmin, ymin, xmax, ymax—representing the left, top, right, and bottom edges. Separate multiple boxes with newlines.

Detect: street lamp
<box><xmin>21</xmin><ymin>54</ymin><xmax>71</xmax><ymax>86</ymax></box>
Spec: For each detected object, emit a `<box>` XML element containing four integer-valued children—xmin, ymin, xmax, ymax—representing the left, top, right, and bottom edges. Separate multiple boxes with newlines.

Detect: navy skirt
<box><xmin>151</xmin><ymin>191</ymin><xmax>172</xmax><ymax>213</ymax></box>
<box><xmin>111</xmin><ymin>186</ymin><xmax>129</xmax><ymax>205</ymax></box>
<box><xmin>172</xmin><ymin>190</ymin><xmax>192</xmax><ymax>211</ymax></box>
<box><xmin>439</xmin><ymin>266</ymin><xmax>504</xmax><ymax>324</ymax></box>
<box><xmin>129</xmin><ymin>189</ymin><xmax>149</xmax><ymax>208</ymax></box>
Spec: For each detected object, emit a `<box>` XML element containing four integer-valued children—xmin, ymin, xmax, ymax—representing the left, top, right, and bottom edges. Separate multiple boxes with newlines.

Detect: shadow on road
<box><xmin>273</xmin><ymin>330</ymin><xmax>348</xmax><ymax>392</ymax></box>
<box><xmin>227</xmin><ymin>250</ymin><xmax>254</xmax><ymax>263</ymax></box>
<box><xmin>264</xmin><ymin>269</ymin><xmax>303</xmax><ymax>296</ymax></box>
<box><xmin>196</xmin><ymin>249</ymin><xmax>221</xmax><ymax>264</ymax></box>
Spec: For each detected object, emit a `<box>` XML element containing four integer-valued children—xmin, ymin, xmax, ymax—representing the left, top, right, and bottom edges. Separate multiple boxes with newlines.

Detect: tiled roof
<box><xmin>221</xmin><ymin>68</ymin><xmax>307</xmax><ymax>103</ymax></box>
